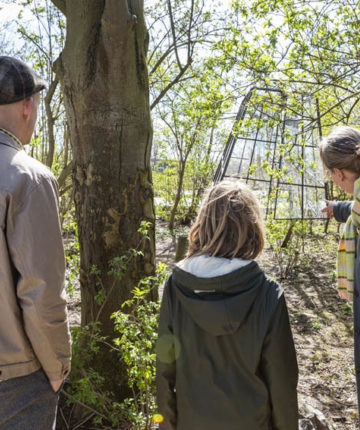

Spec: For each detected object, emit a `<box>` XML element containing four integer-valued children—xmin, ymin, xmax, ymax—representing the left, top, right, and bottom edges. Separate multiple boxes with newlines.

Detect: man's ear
<box><xmin>22</xmin><ymin>97</ymin><xmax>33</xmax><ymax>121</ymax></box>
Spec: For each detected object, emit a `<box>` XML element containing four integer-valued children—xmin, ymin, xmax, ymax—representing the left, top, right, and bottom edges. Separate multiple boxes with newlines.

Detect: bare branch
<box><xmin>187</xmin><ymin>0</ymin><xmax>195</xmax><ymax>61</ymax></box>
<box><xmin>58</xmin><ymin>160</ymin><xmax>74</xmax><ymax>192</ymax></box>
<box><xmin>151</xmin><ymin>60</ymin><xmax>191</xmax><ymax>110</ymax></box>
<box><xmin>167</xmin><ymin>0</ymin><xmax>182</xmax><ymax>70</ymax></box>
<box><xmin>44</xmin><ymin>78</ymin><xmax>58</xmax><ymax>167</ymax></box>
<box><xmin>18</xmin><ymin>28</ymin><xmax>50</xmax><ymax>62</ymax></box>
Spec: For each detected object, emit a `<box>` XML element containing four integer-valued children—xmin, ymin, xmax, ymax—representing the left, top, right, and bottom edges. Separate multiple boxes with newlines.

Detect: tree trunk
<box><xmin>183</xmin><ymin>124</ymin><xmax>216</xmax><ymax>224</ymax></box>
<box><xmin>52</xmin><ymin>0</ymin><xmax>155</xmax><ymax>396</ymax></box>
<box><xmin>44</xmin><ymin>78</ymin><xmax>58</xmax><ymax>168</ymax></box>
<box><xmin>169</xmin><ymin>160</ymin><xmax>186</xmax><ymax>230</ymax></box>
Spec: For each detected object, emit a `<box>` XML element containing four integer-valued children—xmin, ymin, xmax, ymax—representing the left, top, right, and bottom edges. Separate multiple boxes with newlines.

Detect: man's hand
<box><xmin>321</xmin><ymin>200</ymin><xmax>335</xmax><ymax>218</ymax></box>
<box><xmin>50</xmin><ymin>379</ymin><xmax>63</xmax><ymax>393</ymax></box>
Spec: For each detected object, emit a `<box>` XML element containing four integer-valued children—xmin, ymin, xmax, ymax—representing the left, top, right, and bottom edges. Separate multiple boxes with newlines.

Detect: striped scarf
<box><xmin>337</xmin><ymin>177</ymin><xmax>360</xmax><ymax>300</ymax></box>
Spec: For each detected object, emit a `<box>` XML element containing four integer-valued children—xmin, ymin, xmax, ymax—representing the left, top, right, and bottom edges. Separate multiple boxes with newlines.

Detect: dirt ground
<box><xmin>65</xmin><ymin>221</ymin><xmax>358</xmax><ymax>429</ymax></box>
<box><xmin>259</xmin><ymin>236</ymin><xmax>357</xmax><ymax>430</ymax></box>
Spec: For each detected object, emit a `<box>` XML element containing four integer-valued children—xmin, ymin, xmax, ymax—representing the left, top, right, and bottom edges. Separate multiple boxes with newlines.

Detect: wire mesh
<box><xmin>214</xmin><ymin>87</ymin><xmax>327</xmax><ymax>220</ymax></box>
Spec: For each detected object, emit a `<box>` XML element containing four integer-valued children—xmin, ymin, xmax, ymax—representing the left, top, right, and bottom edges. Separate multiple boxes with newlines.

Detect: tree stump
<box><xmin>175</xmin><ymin>234</ymin><xmax>189</xmax><ymax>262</ymax></box>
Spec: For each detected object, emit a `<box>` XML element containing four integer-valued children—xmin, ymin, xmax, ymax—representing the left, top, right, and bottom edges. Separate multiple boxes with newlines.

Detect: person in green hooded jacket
<box><xmin>156</xmin><ymin>179</ymin><xmax>298</xmax><ymax>430</ymax></box>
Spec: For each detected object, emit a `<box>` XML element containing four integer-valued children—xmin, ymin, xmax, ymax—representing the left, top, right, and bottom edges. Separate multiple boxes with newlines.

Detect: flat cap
<box><xmin>0</xmin><ymin>56</ymin><xmax>47</xmax><ymax>105</ymax></box>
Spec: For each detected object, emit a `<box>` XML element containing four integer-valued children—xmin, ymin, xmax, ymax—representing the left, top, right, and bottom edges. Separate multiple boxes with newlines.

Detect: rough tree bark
<box><xmin>44</xmin><ymin>78</ymin><xmax>58</xmax><ymax>168</ymax></box>
<box><xmin>51</xmin><ymin>0</ymin><xmax>155</xmax><ymax>394</ymax></box>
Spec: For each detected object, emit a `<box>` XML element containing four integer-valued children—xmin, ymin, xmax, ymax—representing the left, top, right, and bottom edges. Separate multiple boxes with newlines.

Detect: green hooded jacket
<box><xmin>156</xmin><ymin>260</ymin><xmax>298</xmax><ymax>430</ymax></box>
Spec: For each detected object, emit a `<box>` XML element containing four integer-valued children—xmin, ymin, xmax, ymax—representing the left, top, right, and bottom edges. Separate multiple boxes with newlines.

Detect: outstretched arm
<box><xmin>333</xmin><ymin>201</ymin><xmax>353</xmax><ymax>223</ymax></box>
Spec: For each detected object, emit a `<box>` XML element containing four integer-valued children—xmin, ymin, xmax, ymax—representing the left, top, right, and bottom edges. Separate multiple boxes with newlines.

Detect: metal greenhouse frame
<box><xmin>214</xmin><ymin>87</ymin><xmax>328</xmax><ymax>220</ymax></box>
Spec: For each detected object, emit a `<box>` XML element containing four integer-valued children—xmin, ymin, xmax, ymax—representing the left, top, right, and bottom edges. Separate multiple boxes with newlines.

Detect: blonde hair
<box><xmin>187</xmin><ymin>180</ymin><xmax>265</xmax><ymax>260</ymax></box>
<box><xmin>320</xmin><ymin>126</ymin><xmax>360</xmax><ymax>173</ymax></box>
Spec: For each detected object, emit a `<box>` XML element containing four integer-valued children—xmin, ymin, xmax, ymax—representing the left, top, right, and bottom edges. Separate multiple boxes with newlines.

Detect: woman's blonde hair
<box><xmin>187</xmin><ymin>179</ymin><xmax>265</xmax><ymax>260</ymax></box>
<box><xmin>320</xmin><ymin>126</ymin><xmax>360</xmax><ymax>173</ymax></box>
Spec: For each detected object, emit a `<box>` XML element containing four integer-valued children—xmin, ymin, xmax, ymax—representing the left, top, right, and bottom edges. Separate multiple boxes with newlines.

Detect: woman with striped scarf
<box><xmin>320</xmin><ymin>126</ymin><xmax>360</xmax><ymax>425</ymax></box>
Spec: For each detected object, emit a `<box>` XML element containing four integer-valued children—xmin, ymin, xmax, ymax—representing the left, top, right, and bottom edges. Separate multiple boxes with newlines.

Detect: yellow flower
<box><xmin>152</xmin><ymin>414</ymin><xmax>164</xmax><ymax>423</ymax></box>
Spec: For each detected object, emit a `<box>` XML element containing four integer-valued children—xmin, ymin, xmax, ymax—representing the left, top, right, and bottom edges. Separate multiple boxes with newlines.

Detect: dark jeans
<box><xmin>0</xmin><ymin>369</ymin><xmax>58</xmax><ymax>430</ymax></box>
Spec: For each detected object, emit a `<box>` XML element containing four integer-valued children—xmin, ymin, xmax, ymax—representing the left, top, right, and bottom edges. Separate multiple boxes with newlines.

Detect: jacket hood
<box><xmin>171</xmin><ymin>261</ymin><xmax>265</xmax><ymax>336</ymax></box>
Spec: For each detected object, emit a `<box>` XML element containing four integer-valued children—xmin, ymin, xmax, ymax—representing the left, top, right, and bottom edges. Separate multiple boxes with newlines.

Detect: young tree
<box><xmin>154</xmin><ymin>63</ymin><xmax>231</xmax><ymax>229</ymax></box>
<box><xmin>148</xmin><ymin>0</ymin><xmax>234</xmax><ymax>229</ymax></box>
<box><xmin>17</xmin><ymin>0</ymin><xmax>66</xmax><ymax>168</ymax></box>
<box><xmin>147</xmin><ymin>0</ymin><xmax>222</xmax><ymax>110</ymax></box>
<box><xmin>1</xmin><ymin>0</ymin><xmax>73</xmax><ymax>218</ymax></box>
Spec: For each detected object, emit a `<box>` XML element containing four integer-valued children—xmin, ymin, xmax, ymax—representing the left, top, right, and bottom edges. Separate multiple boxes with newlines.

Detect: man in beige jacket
<box><xmin>0</xmin><ymin>56</ymin><xmax>71</xmax><ymax>429</ymax></box>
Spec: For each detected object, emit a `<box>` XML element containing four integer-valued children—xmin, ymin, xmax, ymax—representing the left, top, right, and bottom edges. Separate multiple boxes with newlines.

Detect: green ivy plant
<box><xmin>64</xmin><ymin>222</ymin><xmax>168</xmax><ymax>429</ymax></box>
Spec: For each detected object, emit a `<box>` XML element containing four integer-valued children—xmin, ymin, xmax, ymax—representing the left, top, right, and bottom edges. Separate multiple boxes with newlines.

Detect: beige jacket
<box><xmin>0</xmin><ymin>130</ymin><xmax>71</xmax><ymax>382</ymax></box>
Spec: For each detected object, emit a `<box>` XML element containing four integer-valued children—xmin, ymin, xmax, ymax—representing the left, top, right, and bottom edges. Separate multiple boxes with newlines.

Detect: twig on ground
<box><xmin>59</xmin><ymin>406</ymin><xmax>70</xmax><ymax>429</ymax></box>
<box><xmin>61</xmin><ymin>390</ymin><xmax>109</xmax><ymax>423</ymax></box>
<box><xmin>72</xmin><ymin>412</ymin><xmax>96</xmax><ymax>430</ymax></box>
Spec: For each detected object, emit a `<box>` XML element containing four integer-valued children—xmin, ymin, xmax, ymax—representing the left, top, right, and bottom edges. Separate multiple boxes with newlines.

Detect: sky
<box><xmin>0</xmin><ymin>1</ymin><xmax>32</xmax><ymax>23</ymax></box>
<box><xmin>0</xmin><ymin>1</ymin><xmax>34</xmax><ymax>52</ymax></box>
